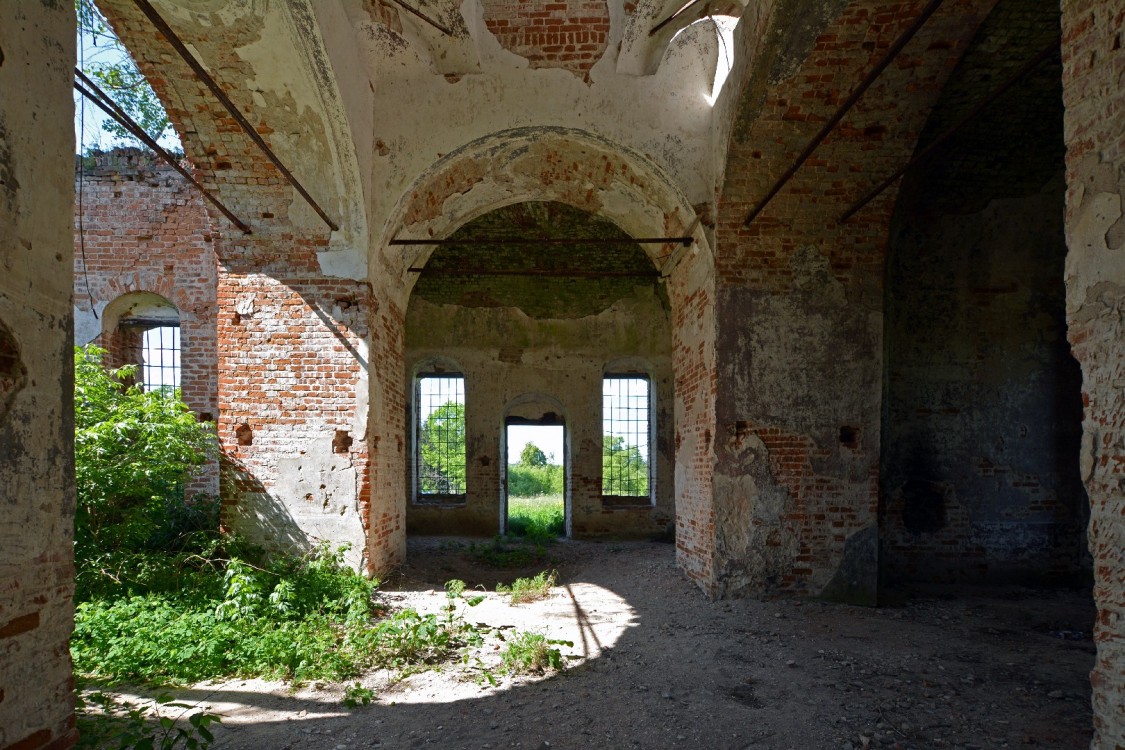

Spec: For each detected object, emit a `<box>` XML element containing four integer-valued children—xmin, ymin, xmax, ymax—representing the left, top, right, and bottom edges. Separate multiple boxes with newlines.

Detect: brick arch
<box><xmin>380</xmin><ymin>126</ymin><xmax>710</xmax><ymax>290</ymax></box>
<box><xmin>389</xmin><ymin>125</ymin><xmax>712</xmax><ymax>575</ymax></box>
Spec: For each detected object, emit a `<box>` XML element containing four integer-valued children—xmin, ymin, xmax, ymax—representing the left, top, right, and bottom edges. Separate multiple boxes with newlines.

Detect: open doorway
<box><xmin>505</xmin><ymin>421</ymin><xmax>566</xmax><ymax>539</ymax></box>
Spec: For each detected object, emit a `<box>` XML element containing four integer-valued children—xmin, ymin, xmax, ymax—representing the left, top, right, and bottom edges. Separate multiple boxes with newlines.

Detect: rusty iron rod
<box><xmin>838</xmin><ymin>39</ymin><xmax>1060</xmax><ymax>224</ymax></box>
<box><xmin>392</xmin><ymin>236</ymin><xmax>693</xmax><ymax>246</ymax></box>
<box><xmin>650</xmin><ymin>0</ymin><xmax>707</xmax><ymax>36</ymax></box>
<box><xmin>743</xmin><ymin>0</ymin><xmax>946</xmax><ymax>227</ymax></box>
<box><xmin>74</xmin><ymin>71</ymin><xmax>252</xmax><ymax>234</ymax></box>
<box><xmin>407</xmin><ymin>268</ymin><xmax>661</xmax><ymax>277</ymax></box>
<box><xmin>131</xmin><ymin>0</ymin><xmax>340</xmax><ymax>232</ymax></box>
<box><xmin>387</xmin><ymin>0</ymin><xmax>453</xmax><ymax>36</ymax></box>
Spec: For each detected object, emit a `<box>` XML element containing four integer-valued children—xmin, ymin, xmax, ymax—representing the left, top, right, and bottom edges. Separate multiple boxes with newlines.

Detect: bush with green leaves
<box><xmin>76</xmin><ymin>690</ymin><xmax>220</xmax><ymax>750</ymax></box>
<box><xmin>602</xmin><ymin>435</ymin><xmax>649</xmax><ymax>495</ymax></box>
<box><xmin>507</xmin><ymin>463</ymin><xmax>564</xmax><ymax>497</ymax></box>
<box><xmin>72</xmin><ymin>543</ymin><xmax>381</xmax><ymax>684</ymax></box>
<box><xmin>500</xmin><ymin>631</ymin><xmax>571</xmax><ymax>675</ymax></box>
<box><xmin>74</xmin><ymin>345</ymin><xmax>217</xmax><ymax>577</ymax></box>
<box><xmin>418</xmin><ymin>401</ymin><xmax>466</xmax><ymax>493</ymax></box>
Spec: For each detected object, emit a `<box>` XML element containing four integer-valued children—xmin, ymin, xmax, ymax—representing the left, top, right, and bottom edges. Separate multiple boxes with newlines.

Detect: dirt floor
<box><xmin>156</xmin><ymin>537</ymin><xmax>1095</xmax><ymax>750</ymax></box>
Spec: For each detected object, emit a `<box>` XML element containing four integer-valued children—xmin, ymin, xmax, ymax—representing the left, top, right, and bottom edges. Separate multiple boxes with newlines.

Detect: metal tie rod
<box><xmin>838</xmin><ymin>38</ymin><xmax>1060</xmax><ymax>224</ymax></box>
<box><xmin>75</xmin><ymin>69</ymin><xmax>252</xmax><ymax>234</ymax></box>
<box><xmin>131</xmin><ymin>0</ymin><xmax>339</xmax><ymax>232</ymax></box>
<box><xmin>391</xmin><ymin>236</ymin><xmax>694</xmax><ymax>246</ymax></box>
<box><xmin>743</xmin><ymin>0</ymin><xmax>946</xmax><ymax>227</ymax></box>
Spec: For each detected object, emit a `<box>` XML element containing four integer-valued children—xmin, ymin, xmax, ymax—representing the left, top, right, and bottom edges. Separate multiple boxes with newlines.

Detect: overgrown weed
<box><xmin>496</xmin><ymin>570</ymin><xmax>557</xmax><ymax>604</ymax></box>
<box><xmin>468</xmin><ymin>536</ymin><xmax>549</xmax><ymax>568</ymax></box>
<box><xmin>500</xmin><ymin>631</ymin><xmax>571</xmax><ymax>675</ymax></box>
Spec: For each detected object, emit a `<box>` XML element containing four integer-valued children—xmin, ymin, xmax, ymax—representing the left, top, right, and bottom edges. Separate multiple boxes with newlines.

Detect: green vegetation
<box><xmin>507</xmin><ymin>495</ymin><xmax>565</xmax><ymax>540</ymax></box>
<box><xmin>506</xmin><ymin>440</ymin><xmax>565</xmax><ymax>538</ymax></box>
<box><xmin>76</xmin><ymin>691</ymin><xmax>221</xmax><ymax>750</ymax></box>
<box><xmin>419</xmin><ymin>402</ymin><xmax>466</xmax><ymax>494</ymax></box>
<box><xmin>520</xmin><ymin>442</ymin><xmax>548</xmax><ymax>467</ymax></box>
<box><xmin>76</xmin><ymin>0</ymin><xmax>172</xmax><ymax>146</ymax></box>
<box><xmin>501</xmin><ymin>631</ymin><xmax>571</xmax><ymax>675</ymax></box>
<box><xmin>342</xmin><ymin>683</ymin><xmax>375</xmax><ymax>708</ymax></box>
<box><xmin>602</xmin><ymin>435</ymin><xmax>649</xmax><ymax>496</ymax></box>
<box><xmin>72</xmin><ymin>346</ymin><xmax>483</xmax><ymax>690</ymax></box>
<box><xmin>496</xmin><ymin>570</ymin><xmax>557</xmax><ymax>604</ymax></box>
<box><xmin>468</xmin><ymin>537</ymin><xmax>549</xmax><ymax>568</ymax></box>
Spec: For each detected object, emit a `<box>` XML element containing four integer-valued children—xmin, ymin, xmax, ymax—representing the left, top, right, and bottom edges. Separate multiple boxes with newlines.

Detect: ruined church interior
<box><xmin>1</xmin><ymin>0</ymin><xmax>1123</xmax><ymax>747</ymax></box>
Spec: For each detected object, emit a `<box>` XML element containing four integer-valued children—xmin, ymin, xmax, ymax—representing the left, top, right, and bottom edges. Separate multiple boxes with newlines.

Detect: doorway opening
<box><xmin>505</xmin><ymin>420</ymin><xmax>565</xmax><ymax>540</ymax></box>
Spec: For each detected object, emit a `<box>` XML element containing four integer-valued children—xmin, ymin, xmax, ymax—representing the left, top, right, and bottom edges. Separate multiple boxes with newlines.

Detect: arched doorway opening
<box><xmin>403</xmin><ymin>201</ymin><xmax>675</xmax><ymax>539</ymax></box>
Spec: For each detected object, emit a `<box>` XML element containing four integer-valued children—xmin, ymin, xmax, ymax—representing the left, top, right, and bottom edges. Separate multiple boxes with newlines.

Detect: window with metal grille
<box><xmin>602</xmin><ymin>375</ymin><xmax>651</xmax><ymax>498</ymax></box>
<box><xmin>416</xmin><ymin>374</ymin><xmax>466</xmax><ymax>497</ymax></box>
<box><xmin>141</xmin><ymin>325</ymin><xmax>181</xmax><ymax>395</ymax></box>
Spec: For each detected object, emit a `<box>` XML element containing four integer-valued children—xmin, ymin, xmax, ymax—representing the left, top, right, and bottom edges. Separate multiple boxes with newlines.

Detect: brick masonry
<box><xmin>0</xmin><ymin>3</ymin><xmax>79</xmax><ymax>749</ymax></box>
<box><xmin>881</xmin><ymin>0</ymin><xmax>1087</xmax><ymax>584</ymax></box>
<box><xmin>482</xmin><ymin>0</ymin><xmax>611</xmax><ymax>79</ymax></box>
<box><xmin>73</xmin><ymin>149</ymin><xmax>219</xmax><ymax>495</ymax></box>
<box><xmin>712</xmin><ymin>0</ymin><xmax>999</xmax><ymax>602</ymax></box>
<box><xmin>1060</xmin><ymin>0</ymin><xmax>1125</xmax><ymax>744</ymax></box>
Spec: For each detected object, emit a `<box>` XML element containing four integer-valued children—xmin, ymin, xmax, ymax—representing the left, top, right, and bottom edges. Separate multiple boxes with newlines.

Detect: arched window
<box><xmin>414</xmin><ymin>372</ymin><xmax>466</xmax><ymax>501</ymax></box>
<box><xmin>101</xmin><ymin>292</ymin><xmax>180</xmax><ymax>395</ymax></box>
<box><xmin>602</xmin><ymin>374</ymin><xmax>653</xmax><ymax>503</ymax></box>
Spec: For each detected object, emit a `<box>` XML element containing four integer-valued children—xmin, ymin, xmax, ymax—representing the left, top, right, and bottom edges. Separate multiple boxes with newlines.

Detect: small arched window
<box><xmin>602</xmin><ymin>373</ymin><xmax>653</xmax><ymax>503</ymax></box>
<box><xmin>414</xmin><ymin>371</ymin><xmax>466</xmax><ymax>501</ymax></box>
<box><xmin>102</xmin><ymin>292</ymin><xmax>180</xmax><ymax>395</ymax></box>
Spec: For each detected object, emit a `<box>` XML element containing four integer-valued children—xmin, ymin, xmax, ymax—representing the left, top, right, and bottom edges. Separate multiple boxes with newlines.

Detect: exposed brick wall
<box><xmin>216</xmin><ymin>235</ymin><xmax>380</xmax><ymax>570</ymax></box>
<box><xmin>0</xmin><ymin>3</ymin><xmax>79</xmax><ymax>749</ymax></box>
<box><xmin>881</xmin><ymin>0</ymin><xmax>1086</xmax><ymax>584</ymax></box>
<box><xmin>712</xmin><ymin>0</ymin><xmax>997</xmax><ymax>601</ymax></box>
<box><xmin>666</xmin><ymin>250</ymin><xmax>718</xmax><ymax>590</ymax></box>
<box><xmin>73</xmin><ymin>149</ymin><xmax>219</xmax><ymax>495</ymax></box>
<box><xmin>1060</xmin><ymin>0</ymin><xmax>1125</xmax><ymax>744</ymax></box>
<box><xmin>90</xmin><ymin>1</ymin><xmax>391</xmax><ymax>573</ymax></box>
<box><xmin>482</xmin><ymin>0</ymin><xmax>610</xmax><ymax>79</ymax></box>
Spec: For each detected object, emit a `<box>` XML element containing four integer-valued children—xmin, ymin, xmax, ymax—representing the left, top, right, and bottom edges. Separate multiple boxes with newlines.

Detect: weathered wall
<box><xmin>0</xmin><ymin>3</ymin><xmax>78</xmax><ymax>749</ymax></box>
<box><xmin>883</xmin><ymin>176</ymin><xmax>1086</xmax><ymax>582</ymax></box>
<box><xmin>712</xmin><ymin>0</ymin><xmax>996</xmax><ymax>602</ymax></box>
<box><xmin>405</xmin><ymin>202</ymin><xmax>674</xmax><ymax>538</ymax></box>
<box><xmin>1060</xmin><ymin>0</ymin><xmax>1125</xmax><ymax>744</ymax></box>
<box><xmin>882</xmin><ymin>2</ymin><xmax>1086</xmax><ymax>584</ymax></box>
<box><xmin>93</xmin><ymin>0</ymin><xmax>397</xmax><ymax>574</ymax></box>
<box><xmin>216</xmin><ymin>237</ymin><xmax>378</xmax><ymax>572</ymax></box>
<box><xmin>73</xmin><ymin>149</ymin><xmax>219</xmax><ymax>496</ymax></box>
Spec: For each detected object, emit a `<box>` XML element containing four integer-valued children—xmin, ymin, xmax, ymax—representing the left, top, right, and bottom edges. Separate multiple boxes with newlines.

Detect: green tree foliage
<box><xmin>76</xmin><ymin>0</ymin><xmax>171</xmax><ymax>146</ymax></box>
<box><xmin>602</xmin><ymin>435</ymin><xmax>649</xmax><ymax>495</ymax></box>
<box><xmin>519</xmin><ymin>442</ymin><xmax>548</xmax><ymax>467</ymax></box>
<box><xmin>419</xmin><ymin>402</ymin><xmax>466</xmax><ymax>493</ymax></box>
<box><xmin>507</xmin><ymin>464</ymin><xmax>564</xmax><ymax>497</ymax></box>
<box><xmin>74</xmin><ymin>346</ymin><xmax>217</xmax><ymax>563</ymax></box>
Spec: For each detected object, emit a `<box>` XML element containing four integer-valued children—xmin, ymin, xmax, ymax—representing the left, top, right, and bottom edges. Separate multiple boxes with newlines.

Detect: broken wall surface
<box><xmin>1060</xmin><ymin>0</ymin><xmax>1125</xmax><ymax>745</ymax></box>
<box><xmin>882</xmin><ymin>1</ymin><xmax>1087</xmax><ymax>584</ymax></box>
<box><xmin>0</xmin><ymin>3</ymin><xmax>78</xmax><ymax>749</ymax></box>
<box><xmin>92</xmin><ymin>0</ymin><xmax>399</xmax><ymax>575</ymax></box>
<box><xmin>711</xmin><ymin>0</ymin><xmax>996</xmax><ymax>602</ymax></box>
<box><xmin>216</xmin><ymin>235</ymin><xmax>379</xmax><ymax>572</ymax></box>
<box><xmin>405</xmin><ymin>202</ymin><xmax>674</xmax><ymax>538</ymax></box>
<box><xmin>73</xmin><ymin>149</ymin><xmax>219</xmax><ymax>496</ymax></box>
